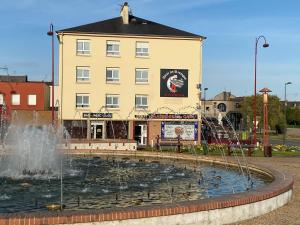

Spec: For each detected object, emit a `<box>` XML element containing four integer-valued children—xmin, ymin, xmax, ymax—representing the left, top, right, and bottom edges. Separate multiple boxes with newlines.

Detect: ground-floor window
<box><xmin>106</xmin><ymin>121</ymin><xmax>128</xmax><ymax>139</ymax></box>
<box><xmin>63</xmin><ymin>120</ymin><xmax>87</xmax><ymax>139</ymax></box>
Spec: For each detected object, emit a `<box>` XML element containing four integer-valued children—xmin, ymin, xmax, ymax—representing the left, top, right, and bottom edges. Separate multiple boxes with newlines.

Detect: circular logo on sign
<box><xmin>175</xmin><ymin>127</ymin><xmax>184</xmax><ymax>136</ymax></box>
<box><xmin>167</xmin><ymin>75</ymin><xmax>184</xmax><ymax>93</ymax></box>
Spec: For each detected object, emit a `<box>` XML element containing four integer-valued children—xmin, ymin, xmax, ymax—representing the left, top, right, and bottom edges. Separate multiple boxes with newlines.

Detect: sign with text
<box><xmin>161</xmin><ymin>121</ymin><xmax>198</xmax><ymax>140</ymax></box>
<box><xmin>160</xmin><ymin>69</ymin><xmax>188</xmax><ymax>97</ymax></box>
<box><xmin>82</xmin><ymin>113</ymin><xmax>112</xmax><ymax>119</ymax></box>
<box><xmin>135</xmin><ymin>113</ymin><xmax>198</xmax><ymax>120</ymax></box>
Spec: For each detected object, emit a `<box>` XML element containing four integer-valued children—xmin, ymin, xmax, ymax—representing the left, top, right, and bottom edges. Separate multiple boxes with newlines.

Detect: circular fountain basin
<box><xmin>0</xmin><ymin>151</ymin><xmax>293</xmax><ymax>225</ymax></box>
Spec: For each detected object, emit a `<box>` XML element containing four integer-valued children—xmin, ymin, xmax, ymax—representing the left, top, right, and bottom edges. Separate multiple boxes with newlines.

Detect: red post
<box><xmin>260</xmin><ymin>88</ymin><xmax>272</xmax><ymax>157</ymax></box>
<box><xmin>253</xmin><ymin>38</ymin><xmax>257</xmax><ymax>145</ymax></box>
<box><xmin>47</xmin><ymin>23</ymin><xmax>55</xmax><ymax>126</ymax></box>
<box><xmin>253</xmin><ymin>36</ymin><xmax>269</xmax><ymax>146</ymax></box>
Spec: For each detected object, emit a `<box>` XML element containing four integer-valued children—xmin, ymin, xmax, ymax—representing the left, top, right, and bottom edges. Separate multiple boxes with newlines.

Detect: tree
<box><xmin>286</xmin><ymin>107</ymin><xmax>300</xmax><ymax>126</ymax></box>
<box><xmin>240</xmin><ymin>94</ymin><xmax>285</xmax><ymax>133</ymax></box>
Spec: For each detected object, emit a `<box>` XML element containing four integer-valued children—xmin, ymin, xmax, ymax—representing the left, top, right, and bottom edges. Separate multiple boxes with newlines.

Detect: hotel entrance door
<box><xmin>134</xmin><ymin>123</ymin><xmax>147</xmax><ymax>146</ymax></box>
<box><xmin>91</xmin><ymin>121</ymin><xmax>105</xmax><ymax>139</ymax></box>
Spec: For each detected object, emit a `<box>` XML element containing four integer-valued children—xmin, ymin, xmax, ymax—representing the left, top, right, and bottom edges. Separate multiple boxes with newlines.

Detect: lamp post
<box><xmin>203</xmin><ymin>87</ymin><xmax>208</xmax><ymax>116</ymax></box>
<box><xmin>259</xmin><ymin>87</ymin><xmax>272</xmax><ymax>157</ymax></box>
<box><xmin>283</xmin><ymin>81</ymin><xmax>292</xmax><ymax>145</ymax></box>
<box><xmin>253</xmin><ymin>36</ymin><xmax>269</xmax><ymax>146</ymax></box>
<box><xmin>47</xmin><ymin>23</ymin><xmax>55</xmax><ymax>126</ymax></box>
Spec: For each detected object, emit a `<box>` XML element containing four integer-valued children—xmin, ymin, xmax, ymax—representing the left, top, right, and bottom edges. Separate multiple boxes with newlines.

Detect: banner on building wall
<box><xmin>160</xmin><ymin>69</ymin><xmax>188</xmax><ymax>97</ymax></box>
<box><xmin>161</xmin><ymin>121</ymin><xmax>198</xmax><ymax>140</ymax></box>
<box><xmin>135</xmin><ymin>113</ymin><xmax>198</xmax><ymax>120</ymax></box>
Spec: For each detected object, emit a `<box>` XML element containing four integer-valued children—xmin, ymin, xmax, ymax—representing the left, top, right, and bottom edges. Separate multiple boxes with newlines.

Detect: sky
<box><xmin>0</xmin><ymin>0</ymin><xmax>299</xmax><ymax>101</ymax></box>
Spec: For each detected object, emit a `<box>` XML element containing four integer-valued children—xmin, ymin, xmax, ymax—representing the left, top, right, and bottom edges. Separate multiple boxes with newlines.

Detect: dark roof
<box><xmin>57</xmin><ymin>16</ymin><xmax>205</xmax><ymax>39</ymax></box>
<box><xmin>0</xmin><ymin>75</ymin><xmax>27</xmax><ymax>82</ymax></box>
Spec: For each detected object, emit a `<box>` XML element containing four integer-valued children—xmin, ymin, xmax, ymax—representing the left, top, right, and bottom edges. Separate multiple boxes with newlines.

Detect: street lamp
<box><xmin>253</xmin><ymin>35</ymin><xmax>269</xmax><ymax>146</ymax></box>
<box><xmin>47</xmin><ymin>23</ymin><xmax>55</xmax><ymax>126</ymax></box>
<box><xmin>203</xmin><ymin>87</ymin><xmax>208</xmax><ymax>116</ymax></box>
<box><xmin>283</xmin><ymin>81</ymin><xmax>292</xmax><ymax>145</ymax></box>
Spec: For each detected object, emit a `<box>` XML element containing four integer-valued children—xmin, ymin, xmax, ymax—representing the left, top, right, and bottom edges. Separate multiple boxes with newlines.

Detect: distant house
<box><xmin>201</xmin><ymin>91</ymin><xmax>243</xmax><ymax>130</ymax></box>
<box><xmin>0</xmin><ymin>75</ymin><xmax>51</xmax><ymax>125</ymax></box>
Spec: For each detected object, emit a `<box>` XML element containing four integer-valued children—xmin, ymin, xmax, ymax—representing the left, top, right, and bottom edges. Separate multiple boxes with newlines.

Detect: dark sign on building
<box><xmin>135</xmin><ymin>114</ymin><xmax>197</xmax><ymax>120</ymax></box>
<box><xmin>82</xmin><ymin>113</ymin><xmax>113</xmax><ymax>119</ymax></box>
<box><xmin>160</xmin><ymin>69</ymin><xmax>188</xmax><ymax>97</ymax></box>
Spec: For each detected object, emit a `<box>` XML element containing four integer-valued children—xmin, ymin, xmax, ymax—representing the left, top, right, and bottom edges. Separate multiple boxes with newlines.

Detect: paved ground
<box><xmin>270</xmin><ymin>139</ymin><xmax>300</xmax><ymax>146</ymax></box>
<box><xmin>232</xmin><ymin>157</ymin><xmax>300</xmax><ymax>225</ymax></box>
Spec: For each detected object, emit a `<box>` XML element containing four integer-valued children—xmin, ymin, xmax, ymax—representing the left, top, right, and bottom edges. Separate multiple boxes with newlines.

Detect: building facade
<box><xmin>0</xmin><ymin>75</ymin><xmax>50</xmax><ymax>112</ymax></box>
<box><xmin>202</xmin><ymin>91</ymin><xmax>243</xmax><ymax>130</ymax></box>
<box><xmin>57</xmin><ymin>3</ymin><xmax>205</xmax><ymax>146</ymax></box>
<box><xmin>0</xmin><ymin>75</ymin><xmax>51</xmax><ymax>129</ymax></box>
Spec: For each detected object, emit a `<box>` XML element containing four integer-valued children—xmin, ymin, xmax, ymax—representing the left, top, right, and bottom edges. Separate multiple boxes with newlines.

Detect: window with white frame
<box><xmin>136</xmin><ymin>42</ymin><xmax>149</xmax><ymax>57</ymax></box>
<box><xmin>135</xmin><ymin>95</ymin><xmax>148</xmax><ymax>108</ymax></box>
<box><xmin>76</xmin><ymin>94</ymin><xmax>89</xmax><ymax>108</ymax></box>
<box><xmin>28</xmin><ymin>94</ymin><xmax>36</xmax><ymax>106</ymax></box>
<box><xmin>76</xmin><ymin>67</ymin><xmax>90</xmax><ymax>82</ymax></box>
<box><xmin>76</xmin><ymin>40</ymin><xmax>90</xmax><ymax>55</ymax></box>
<box><xmin>106</xmin><ymin>41</ymin><xmax>120</xmax><ymax>56</ymax></box>
<box><xmin>0</xmin><ymin>93</ymin><xmax>3</xmax><ymax>105</ymax></box>
<box><xmin>135</xmin><ymin>69</ymin><xmax>148</xmax><ymax>83</ymax></box>
<box><xmin>106</xmin><ymin>68</ymin><xmax>120</xmax><ymax>83</ymax></box>
<box><xmin>11</xmin><ymin>94</ymin><xmax>20</xmax><ymax>105</ymax></box>
<box><xmin>106</xmin><ymin>95</ymin><xmax>119</xmax><ymax>108</ymax></box>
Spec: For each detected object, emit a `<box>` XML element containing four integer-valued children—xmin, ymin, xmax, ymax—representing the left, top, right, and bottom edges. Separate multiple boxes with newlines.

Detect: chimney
<box><xmin>120</xmin><ymin>2</ymin><xmax>129</xmax><ymax>24</ymax></box>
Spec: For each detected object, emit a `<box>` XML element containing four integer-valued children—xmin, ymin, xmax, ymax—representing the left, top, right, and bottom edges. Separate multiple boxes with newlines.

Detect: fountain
<box><xmin>0</xmin><ymin>125</ymin><xmax>65</xmax><ymax>178</ymax></box>
<box><xmin>0</xmin><ymin>107</ymin><xmax>294</xmax><ymax>225</ymax></box>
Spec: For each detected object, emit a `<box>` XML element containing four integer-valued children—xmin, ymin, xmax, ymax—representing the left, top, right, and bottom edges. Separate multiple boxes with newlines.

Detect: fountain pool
<box><xmin>0</xmin><ymin>155</ymin><xmax>272</xmax><ymax>213</ymax></box>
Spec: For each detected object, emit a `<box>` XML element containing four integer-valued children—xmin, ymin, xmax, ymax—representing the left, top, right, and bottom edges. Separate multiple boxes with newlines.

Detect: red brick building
<box><xmin>0</xmin><ymin>75</ymin><xmax>51</xmax><ymax>121</ymax></box>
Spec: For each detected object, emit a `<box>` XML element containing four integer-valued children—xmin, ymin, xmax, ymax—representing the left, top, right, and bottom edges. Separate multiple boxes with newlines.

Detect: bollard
<box><xmin>202</xmin><ymin>140</ymin><xmax>208</xmax><ymax>155</ymax></box>
<box><xmin>227</xmin><ymin>145</ymin><xmax>232</xmax><ymax>156</ymax></box>
<box><xmin>77</xmin><ymin>196</ymin><xmax>80</xmax><ymax>206</ymax></box>
<box><xmin>264</xmin><ymin>145</ymin><xmax>272</xmax><ymax>157</ymax></box>
<box><xmin>247</xmin><ymin>146</ymin><xmax>253</xmax><ymax>157</ymax></box>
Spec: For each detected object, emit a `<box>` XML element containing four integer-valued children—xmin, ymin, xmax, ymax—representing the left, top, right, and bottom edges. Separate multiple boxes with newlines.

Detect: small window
<box><xmin>0</xmin><ymin>93</ymin><xmax>3</xmax><ymax>105</ymax></box>
<box><xmin>135</xmin><ymin>69</ymin><xmax>148</xmax><ymax>83</ymax></box>
<box><xmin>76</xmin><ymin>40</ymin><xmax>90</xmax><ymax>55</ymax></box>
<box><xmin>76</xmin><ymin>94</ymin><xmax>89</xmax><ymax>108</ymax></box>
<box><xmin>28</xmin><ymin>95</ymin><xmax>36</xmax><ymax>106</ymax></box>
<box><xmin>135</xmin><ymin>95</ymin><xmax>148</xmax><ymax>108</ymax></box>
<box><xmin>76</xmin><ymin>67</ymin><xmax>90</xmax><ymax>82</ymax></box>
<box><xmin>11</xmin><ymin>94</ymin><xmax>20</xmax><ymax>105</ymax></box>
<box><xmin>136</xmin><ymin>42</ymin><xmax>149</xmax><ymax>57</ymax></box>
<box><xmin>106</xmin><ymin>95</ymin><xmax>119</xmax><ymax>108</ymax></box>
<box><xmin>217</xmin><ymin>103</ymin><xmax>226</xmax><ymax>112</ymax></box>
<box><xmin>106</xmin><ymin>68</ymin><xmax>120</xmax><ymax>83</ymax></box>
<box><xmin>106</xmin><ymin>41</ymin><xmax>120</xmax><ymax>56</ymax></box>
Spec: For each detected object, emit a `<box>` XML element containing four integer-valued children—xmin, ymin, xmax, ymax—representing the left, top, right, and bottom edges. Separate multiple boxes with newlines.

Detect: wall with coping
<box><xmin>69</xmin><ymin>190</ymin><xmax>292</xmax><ymax>225</ymax></box>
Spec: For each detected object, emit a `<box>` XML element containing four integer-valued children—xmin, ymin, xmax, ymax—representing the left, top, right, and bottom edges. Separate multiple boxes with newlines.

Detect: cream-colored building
<box><xmin>57</xmin><ymin>2</ymin><xmax>205</xmax><ymax>146</ymax></box>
